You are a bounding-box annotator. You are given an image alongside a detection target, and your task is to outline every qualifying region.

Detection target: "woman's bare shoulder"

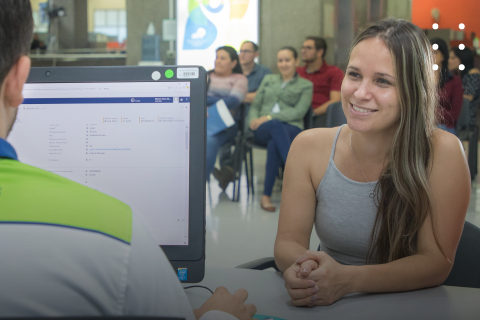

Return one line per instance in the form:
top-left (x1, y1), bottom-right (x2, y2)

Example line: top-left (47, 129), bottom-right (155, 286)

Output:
top-left (432, 129), bottom-right (464, 155)
top-left (292, 127), bottom-right (341, 150)
top-left (289, 127), bottom-right (342, 168)
top-left (431, 129), bottom-right (467, 172)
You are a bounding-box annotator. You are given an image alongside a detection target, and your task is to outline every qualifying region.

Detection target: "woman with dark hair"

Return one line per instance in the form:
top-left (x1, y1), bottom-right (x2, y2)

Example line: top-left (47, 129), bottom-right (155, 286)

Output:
top-left (206, 46), bottom-right (247, 178)
top-left (430, 38), bottom-right (463, 134)
top-left (248, 46), bottom-right (313, 211)
top-left (449, 47), bottom-right (480, 127)
top-left (275, 19), bottom-right (469, 307)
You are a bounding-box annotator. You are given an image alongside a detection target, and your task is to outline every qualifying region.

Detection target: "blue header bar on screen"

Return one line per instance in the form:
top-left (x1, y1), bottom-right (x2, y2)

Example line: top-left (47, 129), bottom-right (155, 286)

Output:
top-left (22, 97), bottom-right (178, 104)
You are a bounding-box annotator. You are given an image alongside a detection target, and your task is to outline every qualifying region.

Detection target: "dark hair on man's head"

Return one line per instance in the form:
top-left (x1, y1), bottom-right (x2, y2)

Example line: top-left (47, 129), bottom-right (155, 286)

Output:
top-left (216, 46), bottom-right (243, 74)
top-left (430, 38), bottom-right (449, 88)
top-left (305, 36), bottom-right (327, 58)
top-left (451, 46), bottom-right (475, 78)
top-left (242, 41), bottom-right (258, 52)
top-left (0, 0), bottom-right (34, 86)
top-left (279, 46), bottom-right (298, 60)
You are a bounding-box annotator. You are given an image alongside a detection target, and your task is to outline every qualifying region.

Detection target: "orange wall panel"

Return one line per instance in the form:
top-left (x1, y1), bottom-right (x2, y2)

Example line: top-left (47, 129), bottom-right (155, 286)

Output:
top-left (412, 0), bottom-right (480, 39)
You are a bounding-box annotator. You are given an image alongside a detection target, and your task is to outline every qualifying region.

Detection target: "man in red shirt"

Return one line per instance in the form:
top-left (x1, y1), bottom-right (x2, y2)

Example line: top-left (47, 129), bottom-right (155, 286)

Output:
top-left (297, 37), bottom-right (344, 128)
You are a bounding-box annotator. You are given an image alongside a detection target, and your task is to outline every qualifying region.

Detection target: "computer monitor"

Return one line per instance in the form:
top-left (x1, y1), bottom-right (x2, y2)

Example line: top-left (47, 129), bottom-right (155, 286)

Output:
top-left (7, 66), bottom-right (207, 283)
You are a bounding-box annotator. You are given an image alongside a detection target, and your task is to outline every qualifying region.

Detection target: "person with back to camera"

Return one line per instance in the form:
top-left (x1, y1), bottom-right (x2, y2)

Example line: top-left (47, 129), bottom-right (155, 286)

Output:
top-left (206, 46), bottom-right (248, 179)
top-left (0, 1), bottom-right (256, 319)
top-left (448, 46), bottom-right (480, 128)
top-left (274, 18), bottom-right (470, 307)
top-left (431, 38), bottom-right (463, 135)
top-left (248, 47), bottom-right (313, 212)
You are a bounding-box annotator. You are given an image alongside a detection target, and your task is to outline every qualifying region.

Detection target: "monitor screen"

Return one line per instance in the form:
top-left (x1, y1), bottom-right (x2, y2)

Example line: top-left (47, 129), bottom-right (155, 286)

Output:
top-left (8, 82), bottom-right (191, 246)
top-left (9, 66), bottom-right (207, 283)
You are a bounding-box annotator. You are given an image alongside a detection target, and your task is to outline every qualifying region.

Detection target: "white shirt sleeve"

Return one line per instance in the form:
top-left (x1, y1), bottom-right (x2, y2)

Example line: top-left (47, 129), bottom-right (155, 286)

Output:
top-left (123, 213), bottom-right (239, 320)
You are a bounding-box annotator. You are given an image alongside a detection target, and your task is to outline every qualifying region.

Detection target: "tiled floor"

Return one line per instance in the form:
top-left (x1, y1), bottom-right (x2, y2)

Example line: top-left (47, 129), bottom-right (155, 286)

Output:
top-left (205, 148), bottom-right (480, 269)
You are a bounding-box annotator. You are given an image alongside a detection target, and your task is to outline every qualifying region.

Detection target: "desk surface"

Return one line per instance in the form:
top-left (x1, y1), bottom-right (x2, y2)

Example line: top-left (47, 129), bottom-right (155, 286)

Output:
top-left (184, 267), bottom-right (480, 320)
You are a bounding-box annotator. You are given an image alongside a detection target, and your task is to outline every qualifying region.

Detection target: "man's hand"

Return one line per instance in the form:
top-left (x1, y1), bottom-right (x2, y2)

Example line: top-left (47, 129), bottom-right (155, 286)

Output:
top-left (296, 251), bottom-right (353, 306)
top-left (244, 92), bottom-right (257, 104)
top-left (313, 91), bottom-right (341, 116)
top-left (194, 287), bottom-right (257, 320)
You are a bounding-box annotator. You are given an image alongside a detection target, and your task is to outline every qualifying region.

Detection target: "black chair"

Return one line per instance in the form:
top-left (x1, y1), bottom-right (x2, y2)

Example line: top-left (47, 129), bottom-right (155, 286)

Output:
top-left (230, 104), bottom-right (251, 201)
top-left (443, 221), bottom-right (480, 289)
top-left (238, 221), bottom-right (480, 289)
top-left (325, 101), bottom-right (347, 128)
top-left (236, 244), bottom-right (321, 272)
top-left (208, 105), bottom-right (246, 203)
top-left (303, 107), bottom-right (314, 130)
top-left (232, 108), bottom-right (314, 201)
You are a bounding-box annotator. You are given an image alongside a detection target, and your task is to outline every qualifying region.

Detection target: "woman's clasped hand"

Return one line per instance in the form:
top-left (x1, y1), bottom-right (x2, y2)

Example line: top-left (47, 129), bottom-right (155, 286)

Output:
top-left (284, 251), bottom-right (352, 307)
top-left (249, 116), bottom-right (269, 131)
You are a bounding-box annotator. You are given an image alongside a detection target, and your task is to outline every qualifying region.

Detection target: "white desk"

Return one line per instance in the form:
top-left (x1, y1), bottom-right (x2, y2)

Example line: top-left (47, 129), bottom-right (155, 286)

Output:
top-left (185, 268), bottom-right (480, 320)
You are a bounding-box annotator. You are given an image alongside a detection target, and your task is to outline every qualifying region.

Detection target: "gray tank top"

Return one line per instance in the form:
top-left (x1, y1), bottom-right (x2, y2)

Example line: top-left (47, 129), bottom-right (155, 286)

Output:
top-left (315, 125), bottom-right (378, 265)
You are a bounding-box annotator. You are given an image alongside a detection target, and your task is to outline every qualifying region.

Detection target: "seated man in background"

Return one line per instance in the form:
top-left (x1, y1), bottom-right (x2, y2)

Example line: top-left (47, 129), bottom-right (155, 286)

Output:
top-left (297, 36), bottom-right (344, 128)
top-left (214, 41), bottom-right (271, 190)
top-left (0, 2), bottom-right (256, 319)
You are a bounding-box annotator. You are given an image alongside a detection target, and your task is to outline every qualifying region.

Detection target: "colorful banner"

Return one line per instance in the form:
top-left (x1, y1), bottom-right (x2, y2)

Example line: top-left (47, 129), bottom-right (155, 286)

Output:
top-left (177, 0), bottom-right (259, 70)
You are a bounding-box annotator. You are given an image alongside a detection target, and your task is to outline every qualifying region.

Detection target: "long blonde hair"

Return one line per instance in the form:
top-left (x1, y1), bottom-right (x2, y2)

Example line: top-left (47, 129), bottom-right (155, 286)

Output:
top-left (348, 19), bottom-right (439, 264)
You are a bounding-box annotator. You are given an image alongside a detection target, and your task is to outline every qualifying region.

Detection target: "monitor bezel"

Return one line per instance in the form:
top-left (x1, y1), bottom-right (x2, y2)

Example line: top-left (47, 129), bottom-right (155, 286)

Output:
top-left (25, 66), bottom-right (206, 276)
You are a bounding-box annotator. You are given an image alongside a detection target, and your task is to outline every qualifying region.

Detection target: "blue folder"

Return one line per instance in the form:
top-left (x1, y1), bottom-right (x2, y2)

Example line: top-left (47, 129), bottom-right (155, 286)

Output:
top-left (206, 99), bottom-right (235, 136)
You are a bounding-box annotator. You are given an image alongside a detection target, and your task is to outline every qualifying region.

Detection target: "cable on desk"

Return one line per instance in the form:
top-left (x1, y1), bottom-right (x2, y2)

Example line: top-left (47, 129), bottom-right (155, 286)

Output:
top-left (184, 285), bottom-right (214, 295)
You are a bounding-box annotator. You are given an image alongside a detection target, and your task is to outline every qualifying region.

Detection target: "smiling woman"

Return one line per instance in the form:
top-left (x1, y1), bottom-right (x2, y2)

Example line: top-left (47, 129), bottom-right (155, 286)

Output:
top-left (247, 47), bottom-right (313, 211)
top-left (274, 18), bottom-right (471, 307)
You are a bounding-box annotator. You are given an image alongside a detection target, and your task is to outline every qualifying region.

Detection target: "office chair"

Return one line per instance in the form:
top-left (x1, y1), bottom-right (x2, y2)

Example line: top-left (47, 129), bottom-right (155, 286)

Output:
top-left (236, 243), bottom-right (321, 272)
top-left (443, 221), bottom-right (480, 289)
top-left (232, 107), bottom-right (314, 201)
top-left (231, 104), bottom-right (250, 201)
top-left (325, 101), bottom-right (347, 128)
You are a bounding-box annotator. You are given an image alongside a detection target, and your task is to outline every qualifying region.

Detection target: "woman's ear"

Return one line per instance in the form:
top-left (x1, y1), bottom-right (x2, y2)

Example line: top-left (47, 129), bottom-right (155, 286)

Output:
top-left (232, 59), bottom-right (238, 69)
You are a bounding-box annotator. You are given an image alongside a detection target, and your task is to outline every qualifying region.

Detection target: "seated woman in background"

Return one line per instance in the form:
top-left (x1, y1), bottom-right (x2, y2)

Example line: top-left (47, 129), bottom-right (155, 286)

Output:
top-left (431, 38), bottom-right (463, 134)
top-left (206, 46), bottom-right (248, 178)
top-left (248, 47), bottom-right (313, 212)
top-left (449, 46), bottom-right (480, 127)
top-left (275, 19), bottom-right (470, 307)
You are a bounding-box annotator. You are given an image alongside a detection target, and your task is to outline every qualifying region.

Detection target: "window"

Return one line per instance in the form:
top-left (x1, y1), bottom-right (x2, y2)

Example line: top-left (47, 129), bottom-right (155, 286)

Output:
top-left (32, 1), bottom-right (49, 33)
top-left (93, 9), bottom-right (127, 42)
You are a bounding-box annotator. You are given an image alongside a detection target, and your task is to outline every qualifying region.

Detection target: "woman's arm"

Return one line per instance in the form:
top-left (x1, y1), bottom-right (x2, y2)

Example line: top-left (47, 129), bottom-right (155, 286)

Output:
top-left (224, 75), bottom-right (247, 110)
top-left (274, 130), bottom-right (324, 271)
top-left (247, 77), bottom-right (268, 126)
top-left (207, 96), bottom-right (221, 106)
top-left (271, 83), bottom-right (313, 123)
top-left (340, 132), bottom-right (469, 295)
